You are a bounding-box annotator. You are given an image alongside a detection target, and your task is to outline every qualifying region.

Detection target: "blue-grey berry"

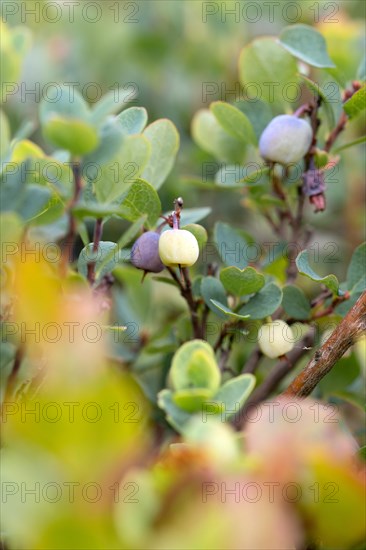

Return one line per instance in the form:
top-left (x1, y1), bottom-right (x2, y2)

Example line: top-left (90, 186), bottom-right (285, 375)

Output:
top-left (131, 231), bottom-right (164, 273)
top-left (259, 115), bottom-right (313, 165)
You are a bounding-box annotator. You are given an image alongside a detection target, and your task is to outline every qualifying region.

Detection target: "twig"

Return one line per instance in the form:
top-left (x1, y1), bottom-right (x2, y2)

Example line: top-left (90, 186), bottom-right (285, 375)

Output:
top-left (242, 347), bottom-right (263, 374)
top-left (213, 321), bottom-right (231, 352)
top-left (294, 103), bottom-right (312, 118)
top-left (269, 165), bottom-right (293, 239)
top-left (282, 291), bottom-right (366, 397)
top-left (87, 217), bottom-right (103, 284)
top-left (324, 111), bottom-right (348, 153)
top-left (200, 303), bottom-right (210, 339)
top-left (218, 332), bottom-right (235, 371)
top-left (324, 82), bottom-right (361, 153)
top-left (61, 161), bottom-right (82, 274)
top-left (310, 288), bottom-right (333, 308)
top-left (213, 319), bottom-right (246, 353)
top-left (263, 212), bottom-right (281, 234)
top-left (167, 266), bottom-right (202, 339)
top-left (286, 96), bottom-right (322, 280)
top-left (310, 291), bottom-right (348, 319)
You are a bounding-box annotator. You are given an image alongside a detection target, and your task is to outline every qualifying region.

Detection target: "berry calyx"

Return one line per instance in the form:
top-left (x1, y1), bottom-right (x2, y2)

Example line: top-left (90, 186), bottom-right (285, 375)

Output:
top-left (130, 231), bottom-right (164, 273)
top-left (259, 114), bottom-right (313, 165)
top-left (258, 320), bottom-right (294, 359)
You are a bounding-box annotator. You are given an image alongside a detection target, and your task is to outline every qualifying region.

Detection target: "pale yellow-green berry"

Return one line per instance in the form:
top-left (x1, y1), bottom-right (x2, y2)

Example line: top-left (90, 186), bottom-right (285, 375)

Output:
top-left (258, 320), bottom-right (294, 359)
top-left (159, 229), bottom-right (199, 267)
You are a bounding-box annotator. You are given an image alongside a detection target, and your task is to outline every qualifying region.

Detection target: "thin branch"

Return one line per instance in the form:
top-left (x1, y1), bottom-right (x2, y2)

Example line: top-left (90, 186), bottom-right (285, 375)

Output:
top-left (213, 321), bottom-right (231, 352)
top-left (324, 82), bottom-right (361, 153)
top-left (200, 303), bottom-right (210, 339)
top-left (242, 347), bottom-right (263, 374)
top-left (286, 98), bottom-right (321, 280)
top-left (218, 332), bottom-right (235, 371)
top-left (182, 267), bottom-right (203, 339)
top-left (167, 266), bottom-right (203, 339)
top-left (324, 111), bottom-right (348, 153)
top-left (282, 291), bottom-right (366, 397)
top-left (87, 217), bottom-right (103, 284)
top-left (310, 288), bottom-right (333, 307)
top-left (263, 211), bottom-right (281, 234)
top-left (269, 165), bottom-right (293, 239)
top-left (294, 103), bottom-right (313, 118)
top-left (61, 161), bottom-right (82, 274)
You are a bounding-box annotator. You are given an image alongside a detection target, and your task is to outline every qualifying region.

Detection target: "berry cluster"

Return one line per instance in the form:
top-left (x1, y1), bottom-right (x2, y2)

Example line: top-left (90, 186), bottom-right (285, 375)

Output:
top-left (131, 197), bottom-right (199, 275)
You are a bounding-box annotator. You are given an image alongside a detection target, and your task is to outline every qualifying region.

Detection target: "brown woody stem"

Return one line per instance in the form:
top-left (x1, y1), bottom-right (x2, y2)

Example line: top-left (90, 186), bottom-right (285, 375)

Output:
top-left (87, 217), bottom-right (103, 284)
top-left (282, 291), bottom-right (366, 397)
top-left (167, 266), bottom-right (203, 339)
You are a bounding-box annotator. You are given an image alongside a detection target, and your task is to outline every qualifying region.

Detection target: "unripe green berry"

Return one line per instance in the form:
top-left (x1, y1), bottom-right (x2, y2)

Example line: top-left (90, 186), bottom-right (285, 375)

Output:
top-left (259, 115), bottom-right (312, 165)
top-left (159, 228), bottom-right (199, 268)
top-left (258, 320), bottom-right (294, 359)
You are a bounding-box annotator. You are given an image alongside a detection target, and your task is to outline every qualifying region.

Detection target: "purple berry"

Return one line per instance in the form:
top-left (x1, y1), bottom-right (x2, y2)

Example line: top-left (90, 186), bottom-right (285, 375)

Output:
top-left (130, 231), bottom-right (164, 273)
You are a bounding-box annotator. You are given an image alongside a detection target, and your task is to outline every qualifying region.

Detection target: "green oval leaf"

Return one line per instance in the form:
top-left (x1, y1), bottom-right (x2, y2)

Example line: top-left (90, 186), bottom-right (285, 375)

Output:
top-left (94, 134), bottom-right (151, 203)
top-left (282, 284), bottom-right (311, 320)
top-left (296, 250), bottom-right (340, 295)
top-left (141, 119), bottom-right (180, 189)
top-left (77, 241), bottom-right (126, 282)
top-left (234, 99), bottom-right (272, 142)
top-left (157, 389), bottom-right (192, 433)
top-left (96, 216), bottom-right (147, 278)
top-left (212, 374), bottom-right (256, 419)
top-left (239, 283), bottom-right (283, 319)
top-left (209, 300), bottom-right (250, 321)
top-left (192, 109), bottom-right (245, 163)
top-left (346, 242), bottom-right (366, 293)
top-left (344, 87), bottom-right (366, 120)
top-left (90, 89), bottom-right (136, 124)
top-left (39, 85), bottom-right (90, 123)
top-left (82, 116), bottom-right (125, 168)
top-left (220, 266), bottom-right (265, 296)
top-left (72, 203), bottom-right (124, 220)
top-left (239, 37), bottom-right (297, 104)
top-left (210, 101), bottom-right (256, 145)
top-left (201, 276), bottom-right (228, 318)
top-left (118, 178), bottom-right (161, 228)
top-left (43, 117), bottom-right (99, 156)
top-left (170, 339), bottom-right (221, 392)
top-left (117, 107), bottom-right (148, 135)
top-left (172, 388), bottom-right (214, 413)
top-left (214, 222), bottom-right (248, 269)
top-left (279, 24), bottom-right (335, 68)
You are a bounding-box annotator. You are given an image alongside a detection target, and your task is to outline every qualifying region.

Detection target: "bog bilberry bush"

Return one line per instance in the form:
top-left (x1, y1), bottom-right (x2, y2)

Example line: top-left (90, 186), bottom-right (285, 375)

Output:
top-left (1, 18), bottom-right (365, 550)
